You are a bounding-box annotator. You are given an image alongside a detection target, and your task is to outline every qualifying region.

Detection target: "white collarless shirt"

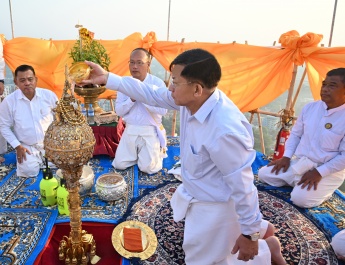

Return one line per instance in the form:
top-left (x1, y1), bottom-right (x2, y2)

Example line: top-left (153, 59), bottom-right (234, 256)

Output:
top-left (284, 101), bottom-right (345, 177)
top-left (115, 74), bottom-right (167, 126)
top-left (107, 74), bottom-right (262, 235)
top-left (0, 88), bottom-right (58, 148)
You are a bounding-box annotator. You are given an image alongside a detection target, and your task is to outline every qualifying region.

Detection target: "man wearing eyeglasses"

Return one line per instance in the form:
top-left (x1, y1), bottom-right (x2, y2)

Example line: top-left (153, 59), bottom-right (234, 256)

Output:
top-left (80, 49), bottom-right (287, 264)
top-left (113, 48), bottom-right (168, 174)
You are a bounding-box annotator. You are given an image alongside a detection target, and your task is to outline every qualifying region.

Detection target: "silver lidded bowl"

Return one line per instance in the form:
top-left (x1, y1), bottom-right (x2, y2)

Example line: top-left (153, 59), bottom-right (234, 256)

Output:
top-left (96, 173), bottom-right (127, 201)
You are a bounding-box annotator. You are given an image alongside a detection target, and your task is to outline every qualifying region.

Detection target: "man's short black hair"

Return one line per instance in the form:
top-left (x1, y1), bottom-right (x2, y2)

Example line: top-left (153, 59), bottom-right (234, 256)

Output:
top-left (327, 68), bottom-right (345, 85)
top-left (14, 65), bottom-right (36, 78)
top-left (169, 48), bottom-right (221, 89)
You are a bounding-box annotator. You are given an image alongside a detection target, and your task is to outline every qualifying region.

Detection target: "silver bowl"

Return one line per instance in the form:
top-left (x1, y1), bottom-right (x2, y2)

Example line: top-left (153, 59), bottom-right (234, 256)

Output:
top-left (96, 173), bottom-right (127, 201)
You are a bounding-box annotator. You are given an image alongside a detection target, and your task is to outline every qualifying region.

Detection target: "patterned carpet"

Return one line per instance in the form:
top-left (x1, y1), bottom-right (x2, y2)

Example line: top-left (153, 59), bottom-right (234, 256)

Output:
top-left (0, 138), bottom-right (180, 264)
top-left (1, 138), bottom-right (344, 265)
top-left (120, 151), bottom-right (345, 265)
top-left (0, 208), bottom-right (58, 265)
top-left (121, 182), bottom-right (344, 265)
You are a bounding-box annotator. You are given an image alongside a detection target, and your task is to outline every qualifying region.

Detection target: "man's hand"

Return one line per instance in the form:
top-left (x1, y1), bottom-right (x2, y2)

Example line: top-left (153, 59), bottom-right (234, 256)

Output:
top-left (78, 61), bottom-right (109, 86)
top-left (231, 235), bottom-right (259, 261)
top-left (267, 156), bottom-right (291, 174)
top-left (297, 168), bottom-right (322, 191)
top-left (15, 145), bottom-right (31, 164)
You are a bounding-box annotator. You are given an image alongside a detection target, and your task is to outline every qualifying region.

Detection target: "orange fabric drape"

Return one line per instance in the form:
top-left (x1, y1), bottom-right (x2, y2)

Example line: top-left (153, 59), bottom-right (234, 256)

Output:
top-left (3, 32), bottom-right (145, 99)
top-left (3, 30), bottom-right (345, 112)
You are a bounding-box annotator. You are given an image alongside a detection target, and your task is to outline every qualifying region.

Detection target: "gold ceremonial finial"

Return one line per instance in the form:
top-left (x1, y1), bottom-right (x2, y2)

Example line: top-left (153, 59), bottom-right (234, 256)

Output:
top-left (44, 62), bottom-right (96, 264)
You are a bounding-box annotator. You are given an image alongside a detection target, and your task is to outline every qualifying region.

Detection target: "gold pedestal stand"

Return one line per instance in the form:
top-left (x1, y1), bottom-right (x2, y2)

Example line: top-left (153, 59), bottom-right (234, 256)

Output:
top-left (44, 66), bottom-right (97, 264)
top-left (74, 86), bottom-right (106, 114)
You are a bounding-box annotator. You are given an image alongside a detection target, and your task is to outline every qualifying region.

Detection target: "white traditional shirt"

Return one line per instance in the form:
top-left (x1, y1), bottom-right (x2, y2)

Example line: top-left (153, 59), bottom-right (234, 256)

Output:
top-left (284, 101), bottom-right (345, 177)
top-left (107, 74), bottom-right (262, 235)
top-left (0, 88), bottom-right (58, 148)
top-left (115, 74), bottom-right (167, 125)
top-left (0, 40), bottom-right (4, 80)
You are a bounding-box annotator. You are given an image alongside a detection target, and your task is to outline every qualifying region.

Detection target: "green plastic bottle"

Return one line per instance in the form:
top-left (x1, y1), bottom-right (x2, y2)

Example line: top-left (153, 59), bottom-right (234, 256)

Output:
top-left (57, 178), bottom-right (70, 215)
top-left (39, 167), bottom-right (58, 206)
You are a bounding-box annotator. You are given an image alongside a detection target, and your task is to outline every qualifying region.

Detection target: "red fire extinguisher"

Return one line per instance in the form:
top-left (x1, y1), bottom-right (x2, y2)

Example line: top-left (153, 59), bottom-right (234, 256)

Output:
top-left (273, 119), bottom-right (292, 161)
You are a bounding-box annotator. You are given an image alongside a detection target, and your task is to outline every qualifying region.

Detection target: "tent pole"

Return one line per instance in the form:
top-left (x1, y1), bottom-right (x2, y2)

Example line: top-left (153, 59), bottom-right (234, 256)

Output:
top-left (282, 64), bottom-right (298, 125)
top-left (291, 68), bottom-right (307, 110)
top-left (167, 0), bottom-right (171, 41)
top-left (9, 0), bottom-right (15, 38)
top-left (328, 0), bottom-right (338, 47)
top-left (164, 0), bottom-right (172, 83)
top-left (249, 112), bottom-right (255, 124)
top-left (285, 64), bottom-right (298, 112)
top-left (250, 109), bottom-right (297, 120)
top-left (256, 112), bottom-right (265, 154)
top-left (170, 38), bottom-right (185, 137)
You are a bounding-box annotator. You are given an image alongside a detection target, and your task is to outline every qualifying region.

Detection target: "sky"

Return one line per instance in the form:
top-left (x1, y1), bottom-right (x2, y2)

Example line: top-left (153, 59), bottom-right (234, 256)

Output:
top-left (0, 0), bottom-right (344, 47)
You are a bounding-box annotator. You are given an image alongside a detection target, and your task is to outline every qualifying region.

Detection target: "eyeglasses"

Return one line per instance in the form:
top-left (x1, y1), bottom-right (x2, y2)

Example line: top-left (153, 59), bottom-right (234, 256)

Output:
top-left (128, 61), bottom-right (148, 66)
top-left (169, 80), bottom-right (193, 87)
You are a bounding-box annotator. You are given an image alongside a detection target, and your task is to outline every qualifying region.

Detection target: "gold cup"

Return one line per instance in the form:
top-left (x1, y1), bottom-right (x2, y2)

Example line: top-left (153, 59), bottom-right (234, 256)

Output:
top-left (69, 62), bottom-right (91, 83)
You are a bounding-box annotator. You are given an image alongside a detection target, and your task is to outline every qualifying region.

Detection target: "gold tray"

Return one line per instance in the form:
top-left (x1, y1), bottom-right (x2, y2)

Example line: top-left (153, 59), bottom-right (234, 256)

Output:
top-left (69, 62), bottom-right (91, 83)
top-left (111, 220), bottom-right (158, 260)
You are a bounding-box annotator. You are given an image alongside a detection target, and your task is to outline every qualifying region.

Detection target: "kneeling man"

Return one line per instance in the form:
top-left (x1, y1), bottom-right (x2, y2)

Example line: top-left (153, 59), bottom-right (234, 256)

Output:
top-left (259, 68), bottom-right (345, 208)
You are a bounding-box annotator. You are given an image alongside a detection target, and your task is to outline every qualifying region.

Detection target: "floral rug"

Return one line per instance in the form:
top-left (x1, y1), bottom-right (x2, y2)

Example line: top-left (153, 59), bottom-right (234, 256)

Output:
top-left (122, 181), bottom-right (343, 265)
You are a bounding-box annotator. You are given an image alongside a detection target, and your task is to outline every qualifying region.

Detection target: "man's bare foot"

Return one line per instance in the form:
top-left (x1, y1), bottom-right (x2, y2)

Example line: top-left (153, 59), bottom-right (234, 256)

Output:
top-left (0, 157), bottom-right (4, 163)
top-left (263, 222), bottom-right (275, 239)
top-left (265, 236), bottom-right (287, 265)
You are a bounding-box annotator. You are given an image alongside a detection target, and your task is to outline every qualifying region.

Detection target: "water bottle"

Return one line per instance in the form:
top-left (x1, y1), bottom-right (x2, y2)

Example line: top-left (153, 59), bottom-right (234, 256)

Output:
top-left (57, 178), bottom-right (70, 215)
top-left (40, 167), bottom-right (58, 206)
top-left (81, 103), bottom-right (87, 121)
top-left (87, 104), bottom-right (95, 125)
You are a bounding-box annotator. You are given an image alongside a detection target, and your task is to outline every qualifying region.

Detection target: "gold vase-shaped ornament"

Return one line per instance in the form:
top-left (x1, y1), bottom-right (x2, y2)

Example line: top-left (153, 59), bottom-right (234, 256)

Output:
top-left (44, 66), bottom-right (97, 264)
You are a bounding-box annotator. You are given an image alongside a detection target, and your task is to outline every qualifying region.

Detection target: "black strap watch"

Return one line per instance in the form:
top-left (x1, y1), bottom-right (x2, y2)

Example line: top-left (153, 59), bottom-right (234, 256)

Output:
top-left (242, 232), bottom-right (260, 241)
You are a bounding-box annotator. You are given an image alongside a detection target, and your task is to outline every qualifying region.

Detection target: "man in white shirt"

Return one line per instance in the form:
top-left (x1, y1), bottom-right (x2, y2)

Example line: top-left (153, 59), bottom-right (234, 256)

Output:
top-left (258, 68), bottom-right (345, 208)
top-left (80, 49), bottom-right (286, 264)
top-left (114, 48), bottom-right (167, 174)
top-left (0, 53), bottom-right (6, 163)
top-left (0, 64), bottom-right (58, 177)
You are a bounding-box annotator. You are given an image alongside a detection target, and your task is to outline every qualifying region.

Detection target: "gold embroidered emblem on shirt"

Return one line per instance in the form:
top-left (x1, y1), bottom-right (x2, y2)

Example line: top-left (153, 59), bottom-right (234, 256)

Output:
top-left (325, 123), bottom-right (332, 129)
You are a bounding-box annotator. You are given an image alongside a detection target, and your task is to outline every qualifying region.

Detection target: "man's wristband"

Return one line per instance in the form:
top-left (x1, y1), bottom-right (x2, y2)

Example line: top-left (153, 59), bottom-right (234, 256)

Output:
top-left (0, 80), bottom-right (4, 84)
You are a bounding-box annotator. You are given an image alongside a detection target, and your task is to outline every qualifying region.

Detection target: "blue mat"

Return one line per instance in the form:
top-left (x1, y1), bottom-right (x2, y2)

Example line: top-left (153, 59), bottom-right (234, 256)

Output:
top-left (0, 137), bottom-right (180, 264)
top-left (0, 208), bottom-right (58, 265)
top-left (0, 137), bottom-right (180, 222)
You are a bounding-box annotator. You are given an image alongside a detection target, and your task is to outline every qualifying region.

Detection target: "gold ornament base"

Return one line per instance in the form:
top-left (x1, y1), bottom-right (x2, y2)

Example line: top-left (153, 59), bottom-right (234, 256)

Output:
top-left (74, 86), bottom-right (106, 114)
top-left (58, 231), bottom-right (96, 265)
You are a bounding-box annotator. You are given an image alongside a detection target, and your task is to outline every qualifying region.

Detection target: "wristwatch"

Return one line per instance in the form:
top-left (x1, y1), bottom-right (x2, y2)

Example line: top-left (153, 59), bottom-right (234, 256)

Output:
top-left (242, 232), bottom-right (260, 241)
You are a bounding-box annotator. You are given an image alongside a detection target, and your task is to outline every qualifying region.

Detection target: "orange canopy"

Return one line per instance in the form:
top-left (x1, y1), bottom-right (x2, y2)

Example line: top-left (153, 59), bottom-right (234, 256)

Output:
top-left (2, 30), bottom-right (345, 112)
